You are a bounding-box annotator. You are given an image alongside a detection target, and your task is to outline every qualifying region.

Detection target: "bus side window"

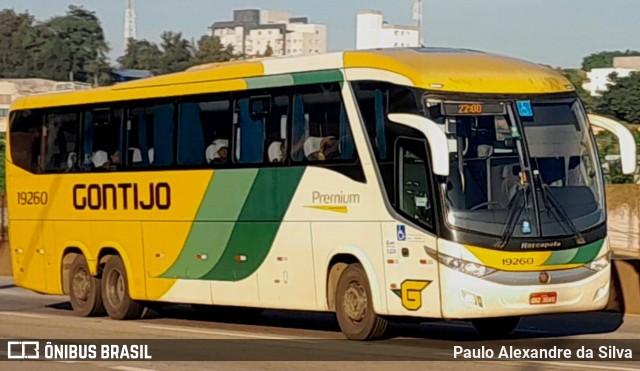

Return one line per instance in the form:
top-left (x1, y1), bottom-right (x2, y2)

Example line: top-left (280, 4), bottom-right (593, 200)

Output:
top-left (43, 112), bottom-right (80, 172)
top-left (178, 95), bottom-right (233, 167)
top-left (84, 108), bottom-right (123, 171)
top-left (397, 138), bottom-right (434, 229)
top-left (291, 83), bottom-right (355, 163)
top-left (235, 92), bottom-right (289, 165)
top-left (8, 110), bottom-right (44, 173)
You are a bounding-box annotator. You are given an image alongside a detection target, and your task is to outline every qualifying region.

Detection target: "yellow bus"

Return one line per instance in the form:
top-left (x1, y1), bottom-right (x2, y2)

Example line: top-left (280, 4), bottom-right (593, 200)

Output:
top-left (7, 48), bottom-right (636, 340)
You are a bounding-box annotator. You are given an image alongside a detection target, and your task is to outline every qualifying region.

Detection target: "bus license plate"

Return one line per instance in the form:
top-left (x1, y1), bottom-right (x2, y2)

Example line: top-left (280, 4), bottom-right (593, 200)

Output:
top-left (530, 292), bottom-right (557, 305)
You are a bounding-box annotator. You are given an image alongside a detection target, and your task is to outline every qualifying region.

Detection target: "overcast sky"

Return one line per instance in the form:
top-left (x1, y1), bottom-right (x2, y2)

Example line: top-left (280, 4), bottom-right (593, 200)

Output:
top-left (4, 0), bottom-right (639, 68)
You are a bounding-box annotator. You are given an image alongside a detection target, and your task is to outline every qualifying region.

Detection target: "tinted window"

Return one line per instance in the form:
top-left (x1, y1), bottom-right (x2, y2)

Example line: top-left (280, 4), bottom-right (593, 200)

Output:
top-left (178, 96), bottom-right (233, 166)
top-left (291, 83), bottom-right (356, 163)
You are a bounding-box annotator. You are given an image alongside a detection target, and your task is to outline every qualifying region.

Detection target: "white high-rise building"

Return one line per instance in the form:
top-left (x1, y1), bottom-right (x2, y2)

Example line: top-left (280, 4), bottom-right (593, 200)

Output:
top-left (208, 9), bottom-right (327, 58)
top-left (356, 10), bottom-right (420, 50)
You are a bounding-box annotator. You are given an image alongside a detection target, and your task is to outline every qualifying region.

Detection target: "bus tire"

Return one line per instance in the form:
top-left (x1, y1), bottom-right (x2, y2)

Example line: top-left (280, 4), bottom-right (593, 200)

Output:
top-left (471, 316), bottom-right (520, 337)
top-left (101, 256), bottom-right (144, 320)
top-left (335, 263), bottom-right (387, 340)
top-left (68, 255), bottom-right (105, 317)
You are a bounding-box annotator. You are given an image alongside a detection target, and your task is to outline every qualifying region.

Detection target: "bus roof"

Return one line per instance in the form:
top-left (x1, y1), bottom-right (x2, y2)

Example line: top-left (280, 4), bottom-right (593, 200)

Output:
top-left (12, 47), bottom-right (573, 111)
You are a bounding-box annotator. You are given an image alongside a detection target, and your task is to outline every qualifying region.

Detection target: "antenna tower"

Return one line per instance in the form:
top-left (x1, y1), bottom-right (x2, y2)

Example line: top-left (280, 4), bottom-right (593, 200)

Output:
top-left (124, 0), bottom-right (137, 49)
top-left (412, 0), bottom-right (424, 46)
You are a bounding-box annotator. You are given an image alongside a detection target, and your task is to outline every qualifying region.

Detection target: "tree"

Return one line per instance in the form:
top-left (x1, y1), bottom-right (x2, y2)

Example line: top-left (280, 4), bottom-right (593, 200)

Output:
top-left (192, 35), bottom-right (235, 65)
top-left (158, 31), bottom-right (193, 74)
top-left (560, 68), bottom-right (595, 111)
top-left (582, 50), bottom-right (640, 71)
top-left (0, 9), bottom-right (36, 78)
top-left (118, 38), bottom-right (163, 74)
top-left (42, 5), bottom-right (112, 85)
top-left (595, 72), bottom-right (640, 124)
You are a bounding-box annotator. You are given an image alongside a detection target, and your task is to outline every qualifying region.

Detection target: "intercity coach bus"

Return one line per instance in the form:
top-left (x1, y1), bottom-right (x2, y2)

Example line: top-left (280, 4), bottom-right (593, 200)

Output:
top-left (6, 48), bottom-right (637, 340)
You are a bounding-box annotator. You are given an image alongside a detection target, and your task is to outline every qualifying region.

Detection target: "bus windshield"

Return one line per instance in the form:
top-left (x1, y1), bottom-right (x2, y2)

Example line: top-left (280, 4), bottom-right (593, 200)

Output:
top-left (425, 97), bottom-right (604, 240)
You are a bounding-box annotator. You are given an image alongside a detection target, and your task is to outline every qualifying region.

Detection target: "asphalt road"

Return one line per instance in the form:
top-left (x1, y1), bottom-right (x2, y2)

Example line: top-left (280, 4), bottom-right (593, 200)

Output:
top-left (0, 276), bottom-right (639, 371)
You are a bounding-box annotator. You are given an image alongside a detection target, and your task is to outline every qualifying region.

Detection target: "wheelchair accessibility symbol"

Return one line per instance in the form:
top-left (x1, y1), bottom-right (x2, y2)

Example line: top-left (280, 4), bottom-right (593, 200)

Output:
top-left (397, 225), bottom-right (406, 241)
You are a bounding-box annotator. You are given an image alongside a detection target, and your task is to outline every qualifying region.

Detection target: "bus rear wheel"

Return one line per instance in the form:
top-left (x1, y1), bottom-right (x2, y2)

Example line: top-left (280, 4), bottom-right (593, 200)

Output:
top-left (335, 263), bottom-right (387, 340)
top-left (471, 316), bottom-right (520, 338)
top-left (101, 256), bottom-right (144, 320)
top-left (68, 255), bottom-right (105, 317)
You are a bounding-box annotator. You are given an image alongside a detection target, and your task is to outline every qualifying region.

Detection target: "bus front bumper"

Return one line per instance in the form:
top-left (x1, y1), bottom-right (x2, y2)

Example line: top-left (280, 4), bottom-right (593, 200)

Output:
top-left (439, 265), bottom-right (610, 319)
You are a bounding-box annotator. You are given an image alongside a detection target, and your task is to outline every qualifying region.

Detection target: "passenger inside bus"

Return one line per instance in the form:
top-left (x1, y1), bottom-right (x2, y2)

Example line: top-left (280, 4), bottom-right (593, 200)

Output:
top-left (267, 140), bottom-right (284, 162)
top-left (205, 139), bottom-right (229, 164)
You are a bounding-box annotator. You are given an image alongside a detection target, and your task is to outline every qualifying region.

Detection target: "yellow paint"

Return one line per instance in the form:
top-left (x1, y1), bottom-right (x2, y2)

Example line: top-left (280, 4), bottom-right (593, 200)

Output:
top-left (344, 49), bottom-right (573, 94)
top-left (6, 163), bottom-right (213, 299)
top-left (400, 280), bottom-right (431, 311)
top-left (304, 205), bottom-right (349, 214)
top-left (13, 62), bottom-right (263, 110)
top-left (466, 245), bottom-right (582, 272)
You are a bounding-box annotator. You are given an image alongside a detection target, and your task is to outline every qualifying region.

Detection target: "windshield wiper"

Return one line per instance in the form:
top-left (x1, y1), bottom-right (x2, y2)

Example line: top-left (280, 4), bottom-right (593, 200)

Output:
top-left (497, 186), bottom-right (526, 249)
top-left (539, 183), bottom-right (586, 245)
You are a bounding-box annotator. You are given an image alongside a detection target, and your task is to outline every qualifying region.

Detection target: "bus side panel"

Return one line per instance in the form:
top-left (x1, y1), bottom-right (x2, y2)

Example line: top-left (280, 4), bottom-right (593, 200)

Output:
top-left (90, 221), bottom-right (146, 300)
top-left (380, 222), bottom-right (441, 318)
top-left (257, 221), bottom-right (317, 310)
top-left (143, 221), bottom-right (208, 303)
top-left (42, 221), bottom-right (63, 294)
top-left (10, 221), bottom-right (47, 293)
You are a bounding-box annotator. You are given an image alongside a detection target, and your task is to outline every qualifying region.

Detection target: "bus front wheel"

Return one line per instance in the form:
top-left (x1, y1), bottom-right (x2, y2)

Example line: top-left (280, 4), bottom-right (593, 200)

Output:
top-left (101, 256), bottom-right (144, 320)
top-left (335, 263), bottom-right (387, 340)
top-left (68, 255), bottom-right (105, 317)
top-left (471, 316), bottom-right (520, 338)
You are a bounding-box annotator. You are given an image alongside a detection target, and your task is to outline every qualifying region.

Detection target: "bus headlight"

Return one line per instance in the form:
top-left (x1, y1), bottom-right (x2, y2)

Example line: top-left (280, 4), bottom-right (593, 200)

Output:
top-left (427, 250), bottom-right (496, 278)
top-left (585, 253), bottom-right (610, 272)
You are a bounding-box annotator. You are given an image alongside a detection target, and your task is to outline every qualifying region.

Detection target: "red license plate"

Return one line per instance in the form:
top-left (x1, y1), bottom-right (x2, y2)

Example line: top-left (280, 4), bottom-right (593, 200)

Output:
top-left (530, 292), bottom-right (557, 305)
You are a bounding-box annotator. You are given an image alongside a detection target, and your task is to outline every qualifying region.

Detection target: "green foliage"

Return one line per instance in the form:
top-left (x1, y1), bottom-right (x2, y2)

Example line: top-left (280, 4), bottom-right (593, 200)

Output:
top-left (0, 6), bottom-right (111, 85)
top-left (118, 38), bottom-right (163, 74)
top-left (192, 35), bottom-right (235, 65)
top-left (560, 68), bottom-right (596, 111)
top-left (582, 50), bottom-right (640, 71)
top-left (158, 31), bottom-right (194, 74)
top-left (595, 72), bottom-right (640, 124)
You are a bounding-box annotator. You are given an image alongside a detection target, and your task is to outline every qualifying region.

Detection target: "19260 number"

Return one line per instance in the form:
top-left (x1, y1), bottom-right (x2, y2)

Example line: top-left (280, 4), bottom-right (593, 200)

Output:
top-left (17, 191), bottom-right (49, 206)
top-left (502, 257), bottom-right (534, 266)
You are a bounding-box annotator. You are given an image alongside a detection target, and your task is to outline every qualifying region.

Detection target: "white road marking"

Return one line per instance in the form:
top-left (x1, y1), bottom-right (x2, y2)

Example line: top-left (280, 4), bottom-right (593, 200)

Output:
top-left (141, 324), bottom-right (315, 342)
top-left (110, 367), bottom-right (159, 371)
top-left (0, 311), bottom-right (49, 319)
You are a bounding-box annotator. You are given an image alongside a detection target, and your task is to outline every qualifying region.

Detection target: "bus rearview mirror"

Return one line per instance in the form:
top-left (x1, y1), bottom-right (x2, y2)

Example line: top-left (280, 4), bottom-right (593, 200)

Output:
top-left (388, 113), bottom-right (450, 176)
top-left (588, 114), bottom-right (637, 175)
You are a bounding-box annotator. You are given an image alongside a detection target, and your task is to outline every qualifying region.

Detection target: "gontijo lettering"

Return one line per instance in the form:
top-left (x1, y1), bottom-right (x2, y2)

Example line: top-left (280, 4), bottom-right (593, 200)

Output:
top-left (73, 183), bottom-right (171, 210)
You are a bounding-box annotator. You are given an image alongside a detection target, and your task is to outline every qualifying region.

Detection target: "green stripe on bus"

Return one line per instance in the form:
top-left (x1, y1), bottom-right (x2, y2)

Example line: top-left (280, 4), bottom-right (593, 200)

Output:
top-left (201, 167), bottom-right (305, 281)
top-left (292, 70), bottom-right (343, 85)
top-left (159, 170), bottom-right (259, 279)
top-left (567, 239), bottom-right (604, 264)
top-left (246, 75), bottom-right (295, 89)
top-left (542, 248), bottom-right (578, 266)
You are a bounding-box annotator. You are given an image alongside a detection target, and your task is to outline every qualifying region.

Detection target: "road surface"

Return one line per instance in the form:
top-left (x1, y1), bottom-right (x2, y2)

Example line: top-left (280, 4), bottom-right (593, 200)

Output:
top-left (0, 277), bottom-right (639, 370)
